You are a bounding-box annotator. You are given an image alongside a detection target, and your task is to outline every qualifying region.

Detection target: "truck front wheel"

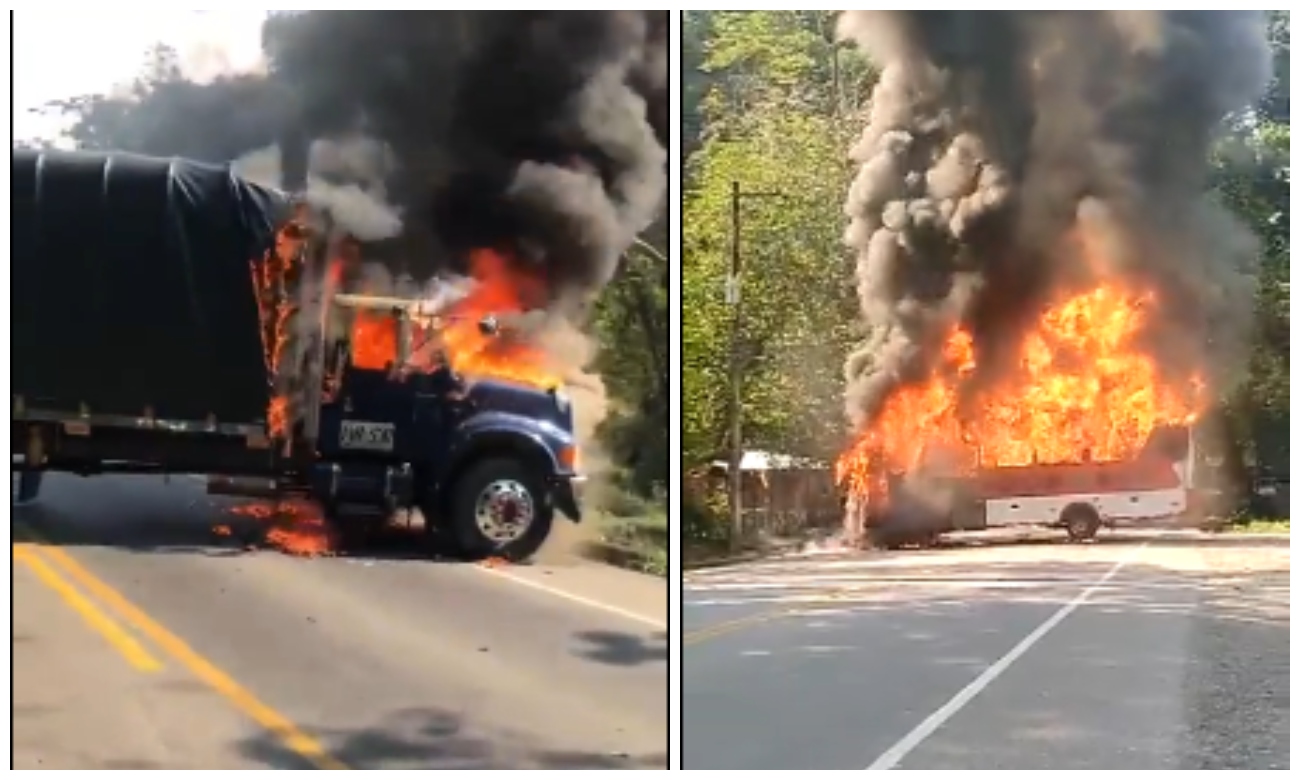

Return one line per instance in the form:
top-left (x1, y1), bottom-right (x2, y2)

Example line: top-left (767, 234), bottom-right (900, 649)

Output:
top-left (447, 457), bottom-right (553, 562)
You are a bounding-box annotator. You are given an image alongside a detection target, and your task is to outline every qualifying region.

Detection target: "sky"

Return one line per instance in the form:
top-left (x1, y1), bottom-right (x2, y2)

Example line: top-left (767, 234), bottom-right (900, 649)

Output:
top-left (14, 10), bottom-right (271, 144)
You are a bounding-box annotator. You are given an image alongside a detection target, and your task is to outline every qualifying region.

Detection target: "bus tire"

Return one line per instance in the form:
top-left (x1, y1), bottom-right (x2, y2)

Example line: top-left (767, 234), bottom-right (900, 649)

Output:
top-left (1061, 503), bottom-right (1102, 543)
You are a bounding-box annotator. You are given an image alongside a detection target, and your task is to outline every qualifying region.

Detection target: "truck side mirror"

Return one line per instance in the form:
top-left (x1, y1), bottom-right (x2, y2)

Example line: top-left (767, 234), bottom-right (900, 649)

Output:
top-left (478, 315), bottom-right (499, 337)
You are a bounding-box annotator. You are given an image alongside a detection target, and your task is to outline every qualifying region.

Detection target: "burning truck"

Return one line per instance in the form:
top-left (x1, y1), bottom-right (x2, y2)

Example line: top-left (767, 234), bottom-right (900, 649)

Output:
top-left (12, 148), bottom-right (582, 561)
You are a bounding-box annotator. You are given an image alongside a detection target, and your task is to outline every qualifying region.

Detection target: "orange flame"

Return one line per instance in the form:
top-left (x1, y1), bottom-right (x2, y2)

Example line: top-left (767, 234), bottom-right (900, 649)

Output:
top-left (350, 314), bottom-right (399, 371)
top-left (225, 502), bottom-right (336, 557)
top-left (249, 210), bottom-right (309, 439)
top-left (837, 254), bottom-right (1204, 506)
top-left (346, 248), bottom-right (560, 388)
top-left (439, 248), bottom-right (557, 387)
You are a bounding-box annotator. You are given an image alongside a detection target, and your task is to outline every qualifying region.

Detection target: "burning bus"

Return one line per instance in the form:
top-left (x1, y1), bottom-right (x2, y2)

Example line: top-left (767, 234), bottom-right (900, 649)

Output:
top-left (831, 12), bottom-right (1267, 551)
top-left (844, 424), bottom-right (1206, 548)
top-left (836, 275), bottom-right (1213, 549)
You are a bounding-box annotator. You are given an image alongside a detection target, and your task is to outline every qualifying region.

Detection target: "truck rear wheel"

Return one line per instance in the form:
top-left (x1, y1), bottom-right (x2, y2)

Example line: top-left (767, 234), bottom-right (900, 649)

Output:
top-left (447, 458), bottom-right (553, 562)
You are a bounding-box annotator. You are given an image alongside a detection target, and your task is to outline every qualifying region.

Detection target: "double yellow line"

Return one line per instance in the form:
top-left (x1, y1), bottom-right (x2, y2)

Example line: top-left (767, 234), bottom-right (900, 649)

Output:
top-left (684, 606), bottom-right (802, 646)
top-left (684, 589), bottom-right (867, 645)
top-left (13, 541), bottom-right (349, 771)
top-left (14, 545), bottom-right (163, 672)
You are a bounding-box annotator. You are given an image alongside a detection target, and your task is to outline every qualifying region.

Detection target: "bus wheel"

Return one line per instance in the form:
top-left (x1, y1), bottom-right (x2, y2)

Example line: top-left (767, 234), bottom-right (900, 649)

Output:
top-left (1061, 504), bottom-right (1102, 543)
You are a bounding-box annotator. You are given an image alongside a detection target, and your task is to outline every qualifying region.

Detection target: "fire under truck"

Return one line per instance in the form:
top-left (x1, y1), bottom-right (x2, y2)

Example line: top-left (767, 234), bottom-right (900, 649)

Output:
top-left (11, 148), bottom-right (583, 562)
top-left (861, 424), bottom-right (1205, 548)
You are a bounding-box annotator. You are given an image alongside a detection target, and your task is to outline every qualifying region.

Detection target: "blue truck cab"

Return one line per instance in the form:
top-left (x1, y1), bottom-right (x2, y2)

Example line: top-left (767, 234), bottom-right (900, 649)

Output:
top-left (308, 294), bottom-right (583, 561)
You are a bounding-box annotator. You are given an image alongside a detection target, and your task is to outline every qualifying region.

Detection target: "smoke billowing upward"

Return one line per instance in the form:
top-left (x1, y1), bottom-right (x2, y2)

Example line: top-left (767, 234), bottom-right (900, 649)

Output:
top-left (264, 11), bottom-right (668, 313)
top-left (836, 11), bottom-right (1272, 432)
top-left (432, 11), bottom-right (668, 312)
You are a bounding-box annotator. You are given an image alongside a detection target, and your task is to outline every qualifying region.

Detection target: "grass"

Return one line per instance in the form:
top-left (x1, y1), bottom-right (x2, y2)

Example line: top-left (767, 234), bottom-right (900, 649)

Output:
top-left (586, 509), bottom-right (668, 577)
top-left (1227, 517), bottom-right (1290, 534)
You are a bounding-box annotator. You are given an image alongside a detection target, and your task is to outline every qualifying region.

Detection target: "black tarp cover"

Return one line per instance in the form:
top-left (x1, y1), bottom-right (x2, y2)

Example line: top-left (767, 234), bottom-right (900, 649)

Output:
top-left (12, 149), bottom-right (291, 424)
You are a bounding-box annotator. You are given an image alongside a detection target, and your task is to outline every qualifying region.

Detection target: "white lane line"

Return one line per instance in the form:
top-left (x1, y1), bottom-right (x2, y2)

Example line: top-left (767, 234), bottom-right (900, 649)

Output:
top-left (474, 565), bottom-right (666, 631)
top-left (864, 542), bottom-right (1149, 771)
top-left (181, 472), bottom-right (667, 629)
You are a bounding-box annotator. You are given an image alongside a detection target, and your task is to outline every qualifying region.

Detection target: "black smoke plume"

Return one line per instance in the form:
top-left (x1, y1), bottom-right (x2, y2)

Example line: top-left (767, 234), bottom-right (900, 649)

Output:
top-left (264, 11), bottom-right (668, 311)
top-left (836, 11), bottom-right (1272, 431)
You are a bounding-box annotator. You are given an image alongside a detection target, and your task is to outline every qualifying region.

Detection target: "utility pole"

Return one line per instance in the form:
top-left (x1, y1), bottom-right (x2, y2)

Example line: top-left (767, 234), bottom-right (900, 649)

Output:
top-left (726, 181), bottom-right (785, 553)
top-left (727, 181), bottom-right (743, 553)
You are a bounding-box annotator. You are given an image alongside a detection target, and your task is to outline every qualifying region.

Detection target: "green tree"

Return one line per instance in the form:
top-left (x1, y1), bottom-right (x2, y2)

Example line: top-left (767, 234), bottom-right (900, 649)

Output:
top-left (36, 44), bottom-right (285, 160)
top-left (1212, 117), bottom-right (1290, 481)
top-left (682, 12), bottom-right (870, 470)
top-left (593, 233), bottom-right (670, 496)
top-left (682, 11), bottom-right (715, 159)
top-left (1260, 11), bottom-right (1289, 125)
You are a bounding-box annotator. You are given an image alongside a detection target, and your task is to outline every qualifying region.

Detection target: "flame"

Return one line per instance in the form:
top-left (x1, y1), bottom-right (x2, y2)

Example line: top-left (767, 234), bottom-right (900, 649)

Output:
top-left (345, 248), bottom-right (560, 388)
top-left (249, 210), bottom-right (309, 439)
top-left (250, 219), bottom-right (563, 437)
top-left (438, 249), bottom-right (558, 387)
top-left (350, 314), bottom-right (399, 371)
top-left (837, 263), bottom-right (1204, 507)
top-left (224, 502), bottom-right (337, 557)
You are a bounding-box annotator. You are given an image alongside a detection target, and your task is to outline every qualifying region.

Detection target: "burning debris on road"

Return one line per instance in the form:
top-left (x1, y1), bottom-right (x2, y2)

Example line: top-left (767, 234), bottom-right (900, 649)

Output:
top-left (833, 11), bottom-right (1272, 540)
top-left (223, 502), bottom-right (337, 558)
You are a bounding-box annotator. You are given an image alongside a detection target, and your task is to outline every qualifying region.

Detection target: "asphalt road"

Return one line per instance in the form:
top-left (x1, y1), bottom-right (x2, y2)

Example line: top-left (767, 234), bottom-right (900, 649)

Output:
top-left (13, 473), bottom-right (669, 770)
top-left (682, 531), bottom-right (1289, 771)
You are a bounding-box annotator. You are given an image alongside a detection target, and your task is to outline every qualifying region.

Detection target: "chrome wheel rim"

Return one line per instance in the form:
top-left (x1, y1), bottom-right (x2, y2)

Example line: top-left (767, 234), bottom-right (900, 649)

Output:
top-left (474, 479), bottom-right (535, 543)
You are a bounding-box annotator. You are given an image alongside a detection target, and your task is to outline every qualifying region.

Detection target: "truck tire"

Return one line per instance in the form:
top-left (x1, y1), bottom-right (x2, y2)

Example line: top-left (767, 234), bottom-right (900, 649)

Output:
top-left (447, 457), bottom-right (553, 562)
top-left (1061, 503), bottom-right (1102, 543)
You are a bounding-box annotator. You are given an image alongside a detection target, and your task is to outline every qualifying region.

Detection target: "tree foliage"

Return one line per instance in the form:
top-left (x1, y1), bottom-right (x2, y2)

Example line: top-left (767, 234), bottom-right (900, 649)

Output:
top-left (1212, 113), bottom-right (1290, 475)
top-left (682, 11), bottom-right (873, 470)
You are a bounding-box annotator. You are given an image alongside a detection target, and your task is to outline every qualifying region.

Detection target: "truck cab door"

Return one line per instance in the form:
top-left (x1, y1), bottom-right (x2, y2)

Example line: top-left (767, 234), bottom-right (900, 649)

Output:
top-left (410, 366), bottom-right (462, 470)
top-left (321, 367), bottom-right (414, 459)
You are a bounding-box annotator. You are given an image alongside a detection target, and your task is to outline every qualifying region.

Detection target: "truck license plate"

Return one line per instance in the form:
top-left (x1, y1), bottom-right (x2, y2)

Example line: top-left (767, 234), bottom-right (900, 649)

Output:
top-left (339, 420), bottom-right (396, 452)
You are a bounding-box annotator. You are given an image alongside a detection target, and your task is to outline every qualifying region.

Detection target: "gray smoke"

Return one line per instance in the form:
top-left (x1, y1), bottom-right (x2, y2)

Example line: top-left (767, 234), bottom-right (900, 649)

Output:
top-left (234, 140), bottom-right (404, 242)
top-left (265, 11), bottom-right (668, 313)
top-left (837, 11), bottom-right (1272, 431)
